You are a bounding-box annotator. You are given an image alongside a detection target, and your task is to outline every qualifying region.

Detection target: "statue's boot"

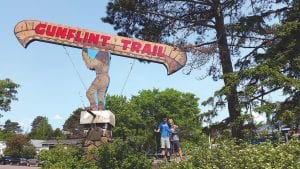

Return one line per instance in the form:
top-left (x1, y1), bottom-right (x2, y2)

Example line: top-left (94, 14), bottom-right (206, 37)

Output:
top-left (98, 102), bottom-right (104, 111)
top-left (89, 103), bottom-right (97, 111)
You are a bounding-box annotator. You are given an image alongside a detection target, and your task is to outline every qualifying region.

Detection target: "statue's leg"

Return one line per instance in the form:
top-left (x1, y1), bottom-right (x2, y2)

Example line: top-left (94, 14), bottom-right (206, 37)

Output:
top-left (97, 89), bottom-right (108, 110)
top-left (97, 75), bottom-right (109, 110)
top-left (86, 79), bottom-right (98, 110)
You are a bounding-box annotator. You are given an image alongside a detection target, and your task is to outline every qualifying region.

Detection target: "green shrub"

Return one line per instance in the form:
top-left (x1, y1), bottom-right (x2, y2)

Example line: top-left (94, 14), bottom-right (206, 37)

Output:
top-left (38, 140), bottom-right (151, 169)
top-left (38, 145), bottom-right (96, 169)
top-left (163, 139), bottom-right (300, 169)
top-left (94, 139), bottom-right (151, 169)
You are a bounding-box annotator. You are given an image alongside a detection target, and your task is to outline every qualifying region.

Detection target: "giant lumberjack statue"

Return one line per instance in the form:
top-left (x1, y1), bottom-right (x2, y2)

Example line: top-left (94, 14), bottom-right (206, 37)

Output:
top-left (82, 49), bottom-right (110, 111)
top-left (15, 20), bottom-right (187, 110)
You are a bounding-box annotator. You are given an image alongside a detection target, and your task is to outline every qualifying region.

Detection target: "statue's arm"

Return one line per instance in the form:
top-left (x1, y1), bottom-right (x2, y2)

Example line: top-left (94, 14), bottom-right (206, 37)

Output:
top-left (82, 49), bottom-right (96, 69)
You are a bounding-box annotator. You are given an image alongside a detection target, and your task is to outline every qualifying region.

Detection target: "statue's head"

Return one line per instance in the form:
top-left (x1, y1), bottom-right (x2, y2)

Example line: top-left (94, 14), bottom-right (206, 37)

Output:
top-left (96, 51), bottom-right (110, 64)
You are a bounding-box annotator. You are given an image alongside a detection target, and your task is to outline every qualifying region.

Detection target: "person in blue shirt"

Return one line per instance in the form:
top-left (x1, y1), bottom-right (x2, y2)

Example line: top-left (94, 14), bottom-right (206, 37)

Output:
top-left (154, 115), bottom-right (171, 161)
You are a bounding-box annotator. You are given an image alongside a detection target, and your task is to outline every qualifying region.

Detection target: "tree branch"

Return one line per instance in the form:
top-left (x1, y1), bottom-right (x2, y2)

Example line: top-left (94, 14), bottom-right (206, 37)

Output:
top-left (249, 87), bottom-right (281, 102)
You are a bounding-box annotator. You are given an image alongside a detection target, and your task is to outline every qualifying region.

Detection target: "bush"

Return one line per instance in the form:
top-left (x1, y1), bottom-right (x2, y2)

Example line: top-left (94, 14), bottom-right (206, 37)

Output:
top-left (163, 139), bottom-right (300, 169)
top-left (21, 144), bottom-right (36, 159)
top-left (4, 134), bottom-right (36, 158)
top-left (38, 140), bottom-right (151, 169)
top-left (94, 139), bottom-right (151, 169)
top-left (38, 145), bottom-right (96, 169)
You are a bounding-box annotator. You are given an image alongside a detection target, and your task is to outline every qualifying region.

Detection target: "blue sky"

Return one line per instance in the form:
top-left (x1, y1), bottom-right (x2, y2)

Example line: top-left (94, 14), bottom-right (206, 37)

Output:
top-left (1, 0), bottom-right (266, 132)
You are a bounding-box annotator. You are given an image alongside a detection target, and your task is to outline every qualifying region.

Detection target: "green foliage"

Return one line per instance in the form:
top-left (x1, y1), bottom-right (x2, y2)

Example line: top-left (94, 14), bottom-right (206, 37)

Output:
top-left (233, 0), bottom-right (300, 128)
top-left (30, 116), bottom-right (47, 131)
top-left (0, 78), bottom-right (19, 112)
top-left (21, 143), bottom-right (36, 159)
top-left (28, 117), bottom-right (53, 140)
top-left (94, 139), bottom-right (151, 169)
top-left (52, 128), bottom-right (65, 140)
top-left (0, 130), bottom-right (16, 141)
top-left (163, 139), bottom-right (300, 169)
top-left (0, 120), bottom-right (23, 147)
top-left (38, 145), bottom-right (94, 169)
top-left (106, 88), bottom-right (200, 152)
top-left (3, 119), bottom-right (22, 133)
top-left (4, 134), bottom-right (36, 158)
top-left (28, 116), bottom-right (66, 140)
top-left (38, 140), bottom-right (151, 169)
top-left (105, 95), bottom-right (129, 139)
top-left (63, 108), bottom-right (85, 139)
top-left (106, 95), bottom-right (127, 113)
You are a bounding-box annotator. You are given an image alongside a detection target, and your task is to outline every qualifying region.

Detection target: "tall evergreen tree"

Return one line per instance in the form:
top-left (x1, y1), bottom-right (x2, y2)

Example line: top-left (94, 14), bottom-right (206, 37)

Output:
top-left (29, 116), bottom-right (53, 139)
top-left (235, 0), bottom-right (300, 128)
top-left (3, 119), bottom-right (22, 134)
top-left (30, 116), bottom-right (46, 132)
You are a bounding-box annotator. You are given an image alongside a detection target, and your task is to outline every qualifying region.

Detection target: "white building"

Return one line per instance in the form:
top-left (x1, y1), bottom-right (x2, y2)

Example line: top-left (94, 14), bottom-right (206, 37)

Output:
top-left (0, 141), bottom-right (6, 156)
top-left (30, 140), bottom-right (47, 154)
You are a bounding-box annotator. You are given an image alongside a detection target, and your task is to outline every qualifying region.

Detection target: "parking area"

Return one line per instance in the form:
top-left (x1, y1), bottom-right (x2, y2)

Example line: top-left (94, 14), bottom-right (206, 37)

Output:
top-left (0, 165), bottom-right (40, 169)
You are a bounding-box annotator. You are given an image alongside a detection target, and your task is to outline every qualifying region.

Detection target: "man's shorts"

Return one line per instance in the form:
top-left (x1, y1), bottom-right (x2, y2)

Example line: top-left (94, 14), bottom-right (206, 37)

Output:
top-left (161, 137), bottom-right (170, 149)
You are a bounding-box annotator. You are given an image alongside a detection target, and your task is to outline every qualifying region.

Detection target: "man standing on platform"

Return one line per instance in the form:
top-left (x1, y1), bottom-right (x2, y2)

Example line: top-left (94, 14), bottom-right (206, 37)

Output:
top-left (154, 115), bottom-right (171, 162)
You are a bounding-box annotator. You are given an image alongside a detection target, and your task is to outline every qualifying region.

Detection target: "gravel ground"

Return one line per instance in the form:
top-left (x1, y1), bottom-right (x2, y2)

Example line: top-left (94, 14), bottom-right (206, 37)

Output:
top-left (0, 165), bottom-right (40, 169)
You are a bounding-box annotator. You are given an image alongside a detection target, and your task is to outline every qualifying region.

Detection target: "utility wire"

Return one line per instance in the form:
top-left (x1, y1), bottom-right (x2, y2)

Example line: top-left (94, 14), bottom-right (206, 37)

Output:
top-left (62, 46), bottom-right (87, 91)
top-left (78, 91), bottom-right (87, 108)
top-left (120, 59), bottom-right (136, 96)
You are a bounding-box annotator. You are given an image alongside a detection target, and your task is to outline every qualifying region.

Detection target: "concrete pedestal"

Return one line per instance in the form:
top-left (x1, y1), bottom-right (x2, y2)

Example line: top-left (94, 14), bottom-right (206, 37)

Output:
top-left (80, 110), bottom-right (115, 150)
top-left (80, 110), bottom-right (115, 127)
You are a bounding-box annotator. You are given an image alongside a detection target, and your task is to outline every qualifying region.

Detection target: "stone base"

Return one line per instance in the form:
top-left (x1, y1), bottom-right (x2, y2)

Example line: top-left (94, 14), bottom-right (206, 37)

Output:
top-left (83, 137), bottom-right (110, 151)
top-left (82, 137), bottom-right (112, 161)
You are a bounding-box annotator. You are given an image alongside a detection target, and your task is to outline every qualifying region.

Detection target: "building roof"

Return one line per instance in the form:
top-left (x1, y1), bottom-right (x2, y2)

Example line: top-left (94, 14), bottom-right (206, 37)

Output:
top-left (41, 139), bottom-right (83, 145)
top-left (30, 139), bottom-right (45, 148)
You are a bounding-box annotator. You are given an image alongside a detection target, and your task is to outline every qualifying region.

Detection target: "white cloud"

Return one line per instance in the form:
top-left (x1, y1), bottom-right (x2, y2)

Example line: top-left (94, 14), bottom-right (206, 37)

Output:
top-left (53, 114), bottom-right (63, 120)
top-left (19, 121), bottom-right (31, 133)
